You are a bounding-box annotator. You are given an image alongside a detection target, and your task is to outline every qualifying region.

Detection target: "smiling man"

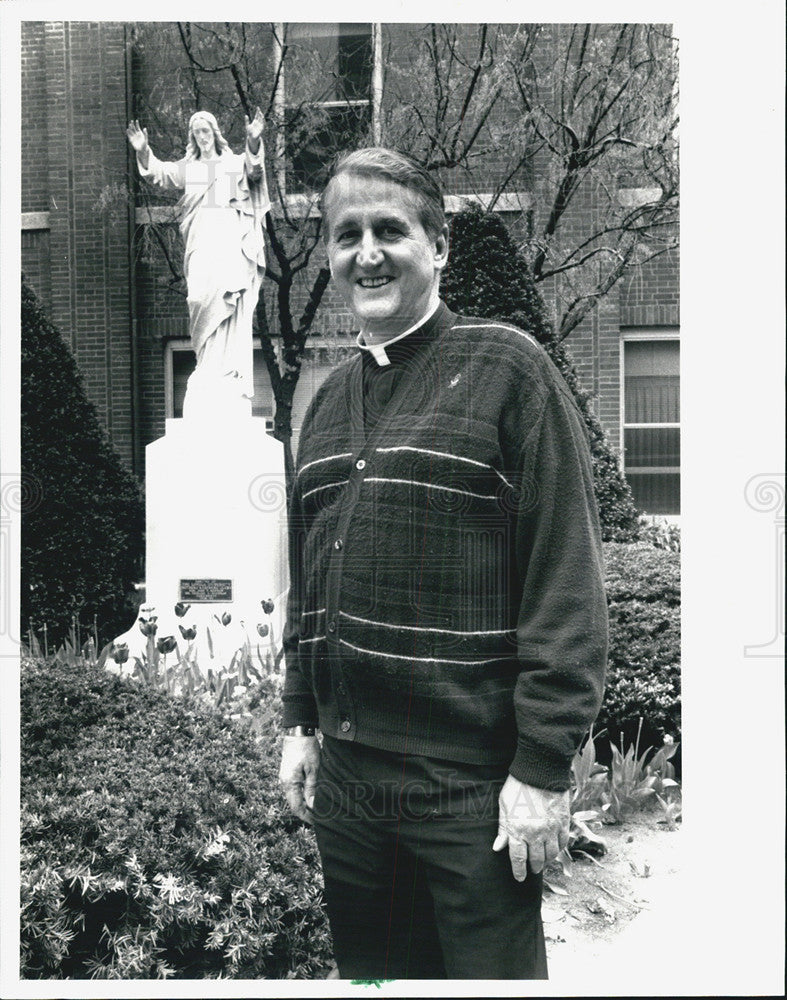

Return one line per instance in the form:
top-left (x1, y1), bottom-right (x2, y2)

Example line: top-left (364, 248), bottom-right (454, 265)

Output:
top-left (278, 148), bottom-right (608, 980)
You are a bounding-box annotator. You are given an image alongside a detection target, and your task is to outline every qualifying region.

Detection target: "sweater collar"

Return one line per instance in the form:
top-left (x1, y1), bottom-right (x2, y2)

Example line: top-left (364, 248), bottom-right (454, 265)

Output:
top-left (356, 301), bottom-right (445, 367)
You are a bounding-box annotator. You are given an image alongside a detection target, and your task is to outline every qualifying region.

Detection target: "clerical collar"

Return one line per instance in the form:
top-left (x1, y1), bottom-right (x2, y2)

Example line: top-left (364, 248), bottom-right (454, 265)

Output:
top-left (356, 301), bottom-right (442, 367)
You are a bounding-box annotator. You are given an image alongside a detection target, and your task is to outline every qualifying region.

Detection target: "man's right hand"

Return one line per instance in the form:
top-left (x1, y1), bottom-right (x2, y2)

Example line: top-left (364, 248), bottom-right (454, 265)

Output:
top-left (279, 735), bottom-right (321, 824)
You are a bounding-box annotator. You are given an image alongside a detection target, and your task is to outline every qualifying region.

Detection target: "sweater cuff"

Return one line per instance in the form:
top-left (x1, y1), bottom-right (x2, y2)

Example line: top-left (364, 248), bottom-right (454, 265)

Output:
top-left (509, 739), bottom-right (573, 791)
top-left (280, 698), bottom-right (319, 730)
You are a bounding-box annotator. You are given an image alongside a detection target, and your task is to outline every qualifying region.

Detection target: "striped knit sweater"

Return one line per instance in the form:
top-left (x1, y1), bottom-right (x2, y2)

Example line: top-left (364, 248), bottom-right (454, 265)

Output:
top-left (282, 303), bottom-right (608, 790)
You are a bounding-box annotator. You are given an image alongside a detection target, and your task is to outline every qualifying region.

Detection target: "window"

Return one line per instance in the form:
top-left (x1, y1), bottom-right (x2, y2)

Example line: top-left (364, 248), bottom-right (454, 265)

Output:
top-left (165, 341), bottom-right (274, 421)
top-left (281, 23), bottom-right (374, 193)
top-left (622, 335), bottom-right (680, 515)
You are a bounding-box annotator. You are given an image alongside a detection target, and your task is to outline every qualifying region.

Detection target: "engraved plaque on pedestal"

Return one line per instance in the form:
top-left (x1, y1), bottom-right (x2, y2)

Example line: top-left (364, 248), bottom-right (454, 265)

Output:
top-left (180, 578), bottom-right (233, 603)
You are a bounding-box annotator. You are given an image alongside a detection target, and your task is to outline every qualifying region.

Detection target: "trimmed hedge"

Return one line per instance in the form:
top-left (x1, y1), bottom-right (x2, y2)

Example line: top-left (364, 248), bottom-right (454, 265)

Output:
top-left (441, 205), bottom-right (641, 541)
top-left (600, 541), bottom-right (681, 755)
top-left (20, 659), bottom-right (332, 979)
top-left (21, 274), bottom-right (145, 644)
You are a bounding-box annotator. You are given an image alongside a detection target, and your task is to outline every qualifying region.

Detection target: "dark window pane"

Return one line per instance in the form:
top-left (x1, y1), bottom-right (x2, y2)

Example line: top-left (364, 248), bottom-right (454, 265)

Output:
top-left (286, 23), bottom-right (372, 104)
top-left (627, 473), bottom-right (680, 515)
top-left (286, 104), bottom-right (371, 192)
top-left (624, 375), bottom-right (679, 423)
top-left (171, 348), bottom-right (273, 419)
top-left (172, 349), bottom-right (194, 419)
top-left (337, 26), bottom-right (373, 100)
top-left (624, 339), bottom-right (679, 376)
top-left (624, 427), bottom-right (680, 470)
top-left (624, 340), bottom-right (680, 422)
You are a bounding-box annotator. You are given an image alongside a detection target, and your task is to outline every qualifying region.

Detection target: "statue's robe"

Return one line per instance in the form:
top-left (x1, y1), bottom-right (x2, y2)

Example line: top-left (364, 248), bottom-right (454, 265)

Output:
top-left (138, 146), bottom-right (270, 415)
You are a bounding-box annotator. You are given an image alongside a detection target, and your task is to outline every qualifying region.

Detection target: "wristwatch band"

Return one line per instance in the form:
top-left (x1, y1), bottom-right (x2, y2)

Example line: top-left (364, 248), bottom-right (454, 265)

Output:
top-left (283, 725), bottom-right (316, 737)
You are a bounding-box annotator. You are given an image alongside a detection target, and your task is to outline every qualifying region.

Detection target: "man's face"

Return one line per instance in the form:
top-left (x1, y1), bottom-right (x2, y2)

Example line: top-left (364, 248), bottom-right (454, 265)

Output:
top-left (192, 118), bottom-right (216, 158)
top-left (323, 175), bottom-right (449, 338)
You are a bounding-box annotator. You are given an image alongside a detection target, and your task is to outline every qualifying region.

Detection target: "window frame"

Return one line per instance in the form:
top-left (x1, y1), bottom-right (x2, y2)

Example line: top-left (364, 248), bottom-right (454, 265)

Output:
top-left (273, 22), bottom-right (380, 195)
top-left (164, 338), bottom-right (275, 426)
top-left (619, 328), bottom-right (681, 516)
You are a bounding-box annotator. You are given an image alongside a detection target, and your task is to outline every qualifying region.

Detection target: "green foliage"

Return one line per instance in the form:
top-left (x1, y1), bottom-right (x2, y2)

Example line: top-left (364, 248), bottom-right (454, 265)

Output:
top-left (21, 275), bottom-right (145, 644)
top-left (441, 204), bottom-right (552, 339)
top-left (601, 541), bottom-right (681, 754)
top-left (441, 205), bottom-right (640, 541)
top-left (569, 728), bottom-right (610, 814)
top-left (604, 721), bottom-right (681, 825)
top-left (565, 751), bottom-right (608, 860)
top-left (20, 658), bottom-right (332, 979)
top-left (554, 726), bottom-right (681, 880)
top-left (637, 516), bottom-right (681, 552)
top-left (605, 723), bottom-right (657, 823)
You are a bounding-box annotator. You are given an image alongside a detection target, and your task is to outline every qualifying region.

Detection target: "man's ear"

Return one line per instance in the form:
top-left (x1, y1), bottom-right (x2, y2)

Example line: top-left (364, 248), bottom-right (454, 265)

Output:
top-left (434, 223), bottom-right (450, 271)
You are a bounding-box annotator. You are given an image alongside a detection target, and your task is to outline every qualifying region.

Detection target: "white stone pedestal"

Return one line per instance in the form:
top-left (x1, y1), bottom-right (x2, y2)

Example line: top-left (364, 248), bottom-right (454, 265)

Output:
top-left (113, 414), bottom-right (288, 670)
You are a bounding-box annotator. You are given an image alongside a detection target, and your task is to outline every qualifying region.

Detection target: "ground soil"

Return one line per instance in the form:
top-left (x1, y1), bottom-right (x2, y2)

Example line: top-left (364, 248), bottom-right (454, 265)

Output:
top-left (543, 809), bottom-right (682, 977)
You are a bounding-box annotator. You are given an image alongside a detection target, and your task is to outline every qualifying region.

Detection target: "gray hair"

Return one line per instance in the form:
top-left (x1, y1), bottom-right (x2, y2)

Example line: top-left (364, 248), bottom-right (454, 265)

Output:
top-left (320, 147), bottom-right (446, 238)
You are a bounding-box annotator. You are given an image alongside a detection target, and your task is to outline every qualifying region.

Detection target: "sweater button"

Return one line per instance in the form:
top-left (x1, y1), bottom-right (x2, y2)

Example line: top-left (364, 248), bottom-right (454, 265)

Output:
top-left (327, 620), bottom-right (336, 633)
top-left (355, 459), bottom-right (366, 470)
top-left (340, 720), bottom-right (351, 733)
top-left (334, 539), bottom-right (343, 550)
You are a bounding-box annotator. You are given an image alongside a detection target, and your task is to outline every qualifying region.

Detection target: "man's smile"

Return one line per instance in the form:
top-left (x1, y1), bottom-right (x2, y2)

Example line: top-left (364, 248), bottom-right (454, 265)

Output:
top-left (357, 277), bottom-right (393, 288)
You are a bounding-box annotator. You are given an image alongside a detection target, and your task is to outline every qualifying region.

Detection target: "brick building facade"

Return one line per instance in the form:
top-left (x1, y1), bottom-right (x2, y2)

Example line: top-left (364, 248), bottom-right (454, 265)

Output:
top-left (21, 21), bottom-right (680, 513)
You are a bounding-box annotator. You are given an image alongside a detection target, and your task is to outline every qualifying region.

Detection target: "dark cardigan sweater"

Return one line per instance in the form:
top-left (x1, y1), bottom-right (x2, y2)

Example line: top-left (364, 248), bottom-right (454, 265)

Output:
top-left (281, 303), bottom-right (608, 790)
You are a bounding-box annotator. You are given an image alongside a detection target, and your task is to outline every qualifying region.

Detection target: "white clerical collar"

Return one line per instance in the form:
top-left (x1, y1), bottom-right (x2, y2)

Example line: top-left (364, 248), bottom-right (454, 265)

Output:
top-left (355, 301), bottom-right (441, 367)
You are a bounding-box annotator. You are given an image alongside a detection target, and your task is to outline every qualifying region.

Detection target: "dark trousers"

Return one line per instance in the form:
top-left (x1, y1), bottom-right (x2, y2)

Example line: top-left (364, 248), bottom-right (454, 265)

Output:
top-left (312, 735), bottom-right (548, 980)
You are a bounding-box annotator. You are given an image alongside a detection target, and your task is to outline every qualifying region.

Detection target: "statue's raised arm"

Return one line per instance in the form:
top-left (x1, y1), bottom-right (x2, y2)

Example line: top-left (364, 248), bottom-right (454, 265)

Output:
top-left (127, 109), bottom-right (271, 419)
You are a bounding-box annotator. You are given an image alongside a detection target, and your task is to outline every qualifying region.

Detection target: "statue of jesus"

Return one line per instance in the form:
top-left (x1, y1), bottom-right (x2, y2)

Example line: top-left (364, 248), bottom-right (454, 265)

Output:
top-left (127, 108), bottom-right (270, 419)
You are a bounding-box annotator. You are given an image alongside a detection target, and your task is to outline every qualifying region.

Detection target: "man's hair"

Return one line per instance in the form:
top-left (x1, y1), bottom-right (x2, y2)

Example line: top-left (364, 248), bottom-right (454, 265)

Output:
top-left (320, 148), bottom-right (446, 238)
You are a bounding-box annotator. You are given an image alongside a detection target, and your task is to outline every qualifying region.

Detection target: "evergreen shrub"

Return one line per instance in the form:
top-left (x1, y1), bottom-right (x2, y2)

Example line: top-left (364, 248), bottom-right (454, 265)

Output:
top-left (21, 275), bottom-right (145, 643)
top-left (600, 541), bottom-right (681, 756)
top-left (441, 205), bottom-right (640, 541)
top-left (20, 658), bottom-right (332, 979)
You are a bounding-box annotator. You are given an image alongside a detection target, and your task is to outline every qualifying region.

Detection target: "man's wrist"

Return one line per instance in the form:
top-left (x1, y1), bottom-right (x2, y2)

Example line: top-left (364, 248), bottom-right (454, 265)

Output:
top-left (282, 725), bottom-right (316, 737)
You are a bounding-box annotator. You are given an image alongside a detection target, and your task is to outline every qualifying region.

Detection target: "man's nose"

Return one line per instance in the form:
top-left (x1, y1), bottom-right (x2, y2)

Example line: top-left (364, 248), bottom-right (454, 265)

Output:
top-left (357, 232), bottom-right (383, 268)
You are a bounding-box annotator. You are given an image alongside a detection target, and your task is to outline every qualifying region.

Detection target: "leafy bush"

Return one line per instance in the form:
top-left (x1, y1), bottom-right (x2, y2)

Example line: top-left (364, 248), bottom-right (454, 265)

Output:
top-left (637, 516), bottom-right (681, 552)
top-left (441, 205), bottom-right (640, 541)
top-left (21, 274), bottom-right (145, 644)
top-left (20, 658), bottom-right (332, 979)
top-left (600, 542), bottom-right (681, 756)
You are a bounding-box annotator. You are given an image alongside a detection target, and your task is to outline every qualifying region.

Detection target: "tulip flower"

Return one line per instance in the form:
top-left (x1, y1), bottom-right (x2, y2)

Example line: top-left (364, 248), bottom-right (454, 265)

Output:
top-left (261, 598), bottom-right (275, 615)
top-left (174, 602), bottom-right (191, 618)
top-left (179, 624), bottom-right (197, 641)
top-left (111, 642), bottom-right (129, 665)
top-left (256, 623), bottom-right (269, 638)
top-left (157, 635), bottom-right (177, 655)
top-left (139, 618), bottom-right (158, 637)
top-left (216, 612), bottom-right (232, 626)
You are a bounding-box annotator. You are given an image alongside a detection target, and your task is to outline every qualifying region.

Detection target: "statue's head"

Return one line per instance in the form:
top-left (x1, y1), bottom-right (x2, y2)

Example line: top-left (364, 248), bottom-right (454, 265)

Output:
top-left (186, 111), bottom-right (230, 160)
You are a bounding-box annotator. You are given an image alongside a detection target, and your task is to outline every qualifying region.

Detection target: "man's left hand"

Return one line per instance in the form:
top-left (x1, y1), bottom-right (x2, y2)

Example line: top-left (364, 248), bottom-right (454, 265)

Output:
top-left (492, 775), bottom-right (570, 881)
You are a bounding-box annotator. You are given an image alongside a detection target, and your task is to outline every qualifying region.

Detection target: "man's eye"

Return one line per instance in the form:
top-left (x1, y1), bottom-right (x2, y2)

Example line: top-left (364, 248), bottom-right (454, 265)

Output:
top-left (336, 231), bottom-right (358, 244)
top-left (380, 226), bottom-right (402, 238)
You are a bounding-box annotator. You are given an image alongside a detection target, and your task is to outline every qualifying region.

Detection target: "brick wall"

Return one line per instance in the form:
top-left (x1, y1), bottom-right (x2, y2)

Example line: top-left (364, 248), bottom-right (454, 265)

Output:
top-left (26, 21), bottom-right (137, 472)
top-left (620, 247), bottom-right (680, 328)
top-left (21, 22), bottom-right (49, 213)
top-left (21, 230), bottom-right (52, 313)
